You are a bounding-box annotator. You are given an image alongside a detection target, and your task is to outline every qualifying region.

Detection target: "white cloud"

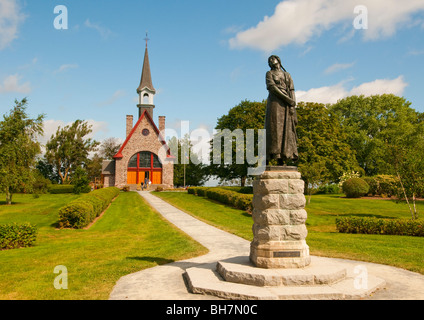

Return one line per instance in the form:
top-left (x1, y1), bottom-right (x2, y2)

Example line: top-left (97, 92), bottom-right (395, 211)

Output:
top-left (96, 90), bottom-right (126, 107)
top-left (84, 19), bottom-right (114, 39)
top-left (54, 64), bottom-right (79, 74)
top-left (40, 119), bottom-right (109, 144)
top-left (0, 74), bottom-right (31, 94)
top-left (349, 76), bottom-right (408, 97)
top-left (296, 82), bottom-right (347, 104)
top-left (407, 49), bottom-right (424, 56)
top-left (229, 0), bottom-right (424, 51)
top-left (324, 62), bottom-right (355, 74)
top-left (296, 76), bottom-right (408, 104)
top-left (0, 0), bottom-right (26, 50)
top-left (38, 119), bottom-right (109, 155)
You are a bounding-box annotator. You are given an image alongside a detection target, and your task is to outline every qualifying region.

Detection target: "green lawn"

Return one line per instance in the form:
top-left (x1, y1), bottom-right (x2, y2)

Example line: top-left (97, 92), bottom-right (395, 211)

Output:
top-left (0, 192), bottom-right (207, 300)
top-left (154, 192), bottom-right (424, 275)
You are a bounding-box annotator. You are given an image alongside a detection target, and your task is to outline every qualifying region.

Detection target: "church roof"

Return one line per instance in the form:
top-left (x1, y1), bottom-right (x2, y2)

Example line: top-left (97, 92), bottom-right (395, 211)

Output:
top-left (137, 46), bottom-right (156, 94)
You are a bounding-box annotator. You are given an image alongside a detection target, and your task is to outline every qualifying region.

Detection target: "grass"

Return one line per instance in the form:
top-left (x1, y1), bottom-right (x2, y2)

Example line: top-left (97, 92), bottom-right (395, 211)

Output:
top-left (154, 192), bottom-right (424, 275)
top-left (153, 191), bottom-right (254, 241)
top-left (0, 192), bottom-right (207, 300)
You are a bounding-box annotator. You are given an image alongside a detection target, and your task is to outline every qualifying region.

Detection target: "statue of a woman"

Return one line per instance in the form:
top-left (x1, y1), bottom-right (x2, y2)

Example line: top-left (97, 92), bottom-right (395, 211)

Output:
top-left (265, 55), bottom-right (298, 165)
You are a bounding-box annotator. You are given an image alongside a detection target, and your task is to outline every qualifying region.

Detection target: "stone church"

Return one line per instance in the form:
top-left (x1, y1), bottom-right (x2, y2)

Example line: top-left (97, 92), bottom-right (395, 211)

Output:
top-left (102, 43), bottom-right (174, 190)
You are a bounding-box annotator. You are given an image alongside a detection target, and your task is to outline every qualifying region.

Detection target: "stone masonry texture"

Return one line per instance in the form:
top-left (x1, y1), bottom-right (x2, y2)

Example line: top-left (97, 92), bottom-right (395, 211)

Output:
top-left (250, 168), bottom-right (311, 268)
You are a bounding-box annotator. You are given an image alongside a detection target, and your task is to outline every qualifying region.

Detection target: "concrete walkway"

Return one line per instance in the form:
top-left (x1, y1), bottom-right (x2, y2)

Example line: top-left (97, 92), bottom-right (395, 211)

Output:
top-left (109, 191), bottom-right (424, 300)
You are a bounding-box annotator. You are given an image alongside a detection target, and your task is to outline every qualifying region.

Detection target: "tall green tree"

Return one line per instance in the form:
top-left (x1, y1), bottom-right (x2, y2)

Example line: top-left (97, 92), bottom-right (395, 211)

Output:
top-left (330, 94), bottom-right (422, 176)
top-left (296, 102), bottom-right (360, 196)
top-left (36, 157), bottom-right (61, 184)
top-left (386, 118), bottom-right (424, 219)
top-left (208, 100), bottom-right (266, 186)
top-left (0, 99), bottom-right (44, 204)
top-left (99, 137), bottom-right (121, 160)
top-left (85, 153), bottom-right (103, 183)
top-left (45, 120), bottom-right (99, 184)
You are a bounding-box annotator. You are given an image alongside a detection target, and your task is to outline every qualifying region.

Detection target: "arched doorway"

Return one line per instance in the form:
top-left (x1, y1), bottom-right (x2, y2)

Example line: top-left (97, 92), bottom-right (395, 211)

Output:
top-left (127, 151), bottom-right (162, 185)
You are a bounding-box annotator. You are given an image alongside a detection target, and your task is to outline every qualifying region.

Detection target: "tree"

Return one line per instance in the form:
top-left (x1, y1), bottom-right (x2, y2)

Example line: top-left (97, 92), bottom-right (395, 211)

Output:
top-left (330, 94), bottom-right (421, 176)
top-left (45, 120), bottom-right (99, 184)
top-left (386, 119), bottom-right (424, 219)
top-left (71, 166), bottom-right (91, 194)
top-left (208, 100), bottom-right (266, 186)
top-left (0, 99), bottom-right (44, 204)
top-left (170, 136), bottom-right (208, 187)
top-left (99, 137), bottom-right (121, 160)
top-left (296, 102), bottom-right (360, 196)
top-left (36, 157), bottom-right (61, 184)
top-left (85, 153), bottom-right (103, 183)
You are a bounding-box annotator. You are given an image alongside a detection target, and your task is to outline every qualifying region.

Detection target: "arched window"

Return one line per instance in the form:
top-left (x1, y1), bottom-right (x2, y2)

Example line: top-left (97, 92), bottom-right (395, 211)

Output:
top-left (127, 151), bottom-right (162, 185)
top-left (143, 93), bottom-right (149, 104)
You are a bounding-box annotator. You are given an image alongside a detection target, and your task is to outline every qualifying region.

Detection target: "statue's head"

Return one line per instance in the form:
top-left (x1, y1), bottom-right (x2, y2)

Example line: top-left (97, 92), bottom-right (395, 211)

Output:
top-left (268, 55), bottom-right (282, 69)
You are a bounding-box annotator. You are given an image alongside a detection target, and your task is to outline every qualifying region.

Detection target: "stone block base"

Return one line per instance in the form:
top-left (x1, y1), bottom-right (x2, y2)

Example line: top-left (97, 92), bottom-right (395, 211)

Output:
top-left (184, 256), bottom-right (386, 300)
top-left (251, 167), bottom-right (310, 269)
top-left (250, 240), bottom-right (311, 268)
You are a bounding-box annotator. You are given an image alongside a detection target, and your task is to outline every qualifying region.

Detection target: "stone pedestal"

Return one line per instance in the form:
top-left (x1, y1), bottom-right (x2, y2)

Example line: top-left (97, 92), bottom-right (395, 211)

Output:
top-left (184, 166), bottom-right (386, 299)
top-left (250, 166), bottom-right (311, 269)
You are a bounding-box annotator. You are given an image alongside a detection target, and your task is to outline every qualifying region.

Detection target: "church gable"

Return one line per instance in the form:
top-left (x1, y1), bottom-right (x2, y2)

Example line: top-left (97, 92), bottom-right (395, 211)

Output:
top-left (114, 110), bottom-right (169, 161)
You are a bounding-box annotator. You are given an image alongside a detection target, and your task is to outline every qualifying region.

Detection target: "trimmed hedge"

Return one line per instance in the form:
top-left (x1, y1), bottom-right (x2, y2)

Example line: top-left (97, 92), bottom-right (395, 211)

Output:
top-left (187, 187), bottom-right (253, 212)
top-left (58, 187), bottom-right (120, 229)
top-left (48, 184), bottom-right (75, 194)
top-left (0, 223), bottom-right (37, 250)
top-left (336, 216), bottom-right (424, 237)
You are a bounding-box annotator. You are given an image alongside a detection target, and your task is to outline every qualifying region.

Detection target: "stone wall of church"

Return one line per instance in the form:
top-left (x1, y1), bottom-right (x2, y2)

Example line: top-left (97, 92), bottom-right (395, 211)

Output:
top-left (114, 115), bottom-right (174, 188)
top-left (103, 174), bottom-right (115, 188)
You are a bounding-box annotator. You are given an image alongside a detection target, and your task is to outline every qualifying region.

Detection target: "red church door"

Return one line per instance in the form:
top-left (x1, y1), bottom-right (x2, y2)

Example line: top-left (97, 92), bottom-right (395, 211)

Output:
top-left (127, 151), bottom-right (162, 185)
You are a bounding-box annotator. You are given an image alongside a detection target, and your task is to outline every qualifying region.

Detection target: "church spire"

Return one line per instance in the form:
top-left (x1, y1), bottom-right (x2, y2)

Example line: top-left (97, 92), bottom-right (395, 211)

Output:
top-left (137, 32), bottom-right (156, 118)
top-left (137, 32), bottom-right (156, 95)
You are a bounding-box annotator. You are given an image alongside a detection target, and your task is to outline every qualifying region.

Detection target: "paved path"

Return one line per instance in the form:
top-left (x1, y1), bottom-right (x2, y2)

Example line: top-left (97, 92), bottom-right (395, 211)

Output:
top-left (109, 191), bottom-right (424, 300)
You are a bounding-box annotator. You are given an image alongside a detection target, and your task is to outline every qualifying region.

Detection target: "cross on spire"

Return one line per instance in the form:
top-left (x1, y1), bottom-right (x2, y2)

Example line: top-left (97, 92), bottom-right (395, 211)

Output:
top-left (144, 31), bottom-right (149, 48)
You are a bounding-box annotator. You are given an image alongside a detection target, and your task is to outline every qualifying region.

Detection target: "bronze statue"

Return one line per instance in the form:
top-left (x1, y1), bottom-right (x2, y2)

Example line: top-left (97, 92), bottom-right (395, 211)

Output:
top-left (265, 55), bottom-right (298, 166)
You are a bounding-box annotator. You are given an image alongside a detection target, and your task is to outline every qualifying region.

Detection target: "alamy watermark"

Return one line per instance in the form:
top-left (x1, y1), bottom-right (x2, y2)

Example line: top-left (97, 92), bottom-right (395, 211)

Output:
top-left (53, 5), bottom-right (68, 30)
top-left (353, 5), bottom-right (368, 30)
top-left (158, 121), bottom-right (266, 176)
top-left (53, 265), bottom-right (68, 290)
top-left (353, 265), bottom-right (368, 290)
top-left (53, 4), bottom-right (369, 32)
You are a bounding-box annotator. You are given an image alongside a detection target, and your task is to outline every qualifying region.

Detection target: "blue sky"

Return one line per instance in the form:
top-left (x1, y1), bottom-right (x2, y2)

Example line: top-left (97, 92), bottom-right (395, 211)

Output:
top-left (1, 0), bottom-right (424, 148)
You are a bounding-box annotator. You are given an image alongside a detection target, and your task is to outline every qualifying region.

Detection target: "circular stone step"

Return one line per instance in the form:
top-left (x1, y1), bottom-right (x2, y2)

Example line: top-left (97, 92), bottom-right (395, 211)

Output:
top-left (216, 256), bottom-right (347, 287)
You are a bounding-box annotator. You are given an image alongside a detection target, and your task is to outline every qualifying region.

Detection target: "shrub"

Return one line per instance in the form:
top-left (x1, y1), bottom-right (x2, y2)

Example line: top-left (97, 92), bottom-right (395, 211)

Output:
top-left (187, 186), bottom-right (253, 212)
top-left (58, 201), bottom-right (94, 229)
top-left (342, 178), bottom-right (369, 198)
top-left (316, 184), bottom-right (341, 194)
top-left (375, 175), bottom-right (399, 197)
top-left (0, 223), bottom-right (37, 250)
top-left (238, 186), bottom-right (253, 194)
top-left (48, 184), bottom-right (74, 194)
top-left (362, 177), bottom-right (378, 195)
top-left (58, 187), bottom-right (120, 229)
top-left (217, 186), bottom-right (253, 194)
top-left (363, 175), bottom-right (399, 197)
top-left (196, 187), bottom-right (210, 197)
top-left (71, 167), bottom-right (91, 194)
top-left (336, 216), bottom-right (424, 237)
top-left (32, 172), bottom-right (51, 194)
top-left (121, 185), bottom-right (130, 192)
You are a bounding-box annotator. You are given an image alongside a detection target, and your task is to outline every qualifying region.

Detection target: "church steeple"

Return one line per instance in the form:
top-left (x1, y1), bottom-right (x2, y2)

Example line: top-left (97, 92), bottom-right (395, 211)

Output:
top-left (137, 33), bottom-right (156, 118)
